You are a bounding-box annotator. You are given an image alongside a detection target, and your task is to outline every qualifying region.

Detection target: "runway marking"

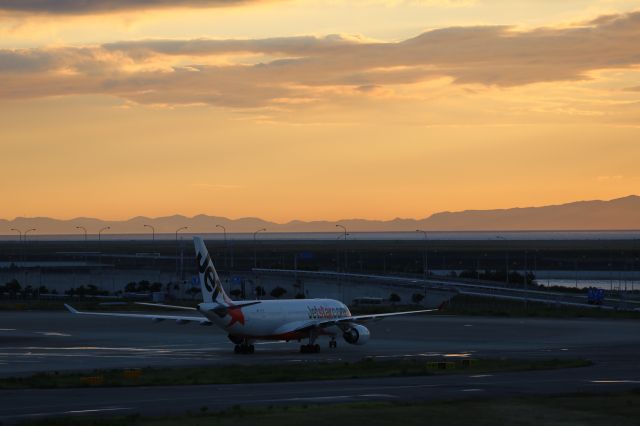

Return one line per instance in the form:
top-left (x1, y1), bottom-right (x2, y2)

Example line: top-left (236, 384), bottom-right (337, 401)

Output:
top-left (591, 380), bottom-right (640, 384)
top-left (359, 394), bottom-right (398, 398)
top-left (371, 353), bottom-right (443, 359)
top-left (276, 395), bottom-right (352, 402)
top-left (0, 328), bottom-right (16, 331)
top-left (461, 389), bottom-right (484, 392)
top-left (12, 407), bottom-right (131, 419)
top-left (35, 332), bottom-right (71, 337)
top-left (65, 407), bottom-right (131, 415)
top-left (469, 375), bottom-right (493, 378)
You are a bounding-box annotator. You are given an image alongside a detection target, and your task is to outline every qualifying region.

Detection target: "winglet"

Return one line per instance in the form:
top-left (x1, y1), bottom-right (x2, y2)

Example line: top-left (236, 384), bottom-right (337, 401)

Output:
top-left (64, 303), bottom-right (79, 314)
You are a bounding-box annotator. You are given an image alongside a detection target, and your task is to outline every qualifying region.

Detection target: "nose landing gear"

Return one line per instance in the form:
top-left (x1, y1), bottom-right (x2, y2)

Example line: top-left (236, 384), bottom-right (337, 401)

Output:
top-left (234, 339), bottom-right (255, 354)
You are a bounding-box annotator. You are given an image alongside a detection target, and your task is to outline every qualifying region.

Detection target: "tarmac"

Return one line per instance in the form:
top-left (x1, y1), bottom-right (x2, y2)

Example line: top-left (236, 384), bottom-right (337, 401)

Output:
top-left (1, 311), bottom-right (640, 422)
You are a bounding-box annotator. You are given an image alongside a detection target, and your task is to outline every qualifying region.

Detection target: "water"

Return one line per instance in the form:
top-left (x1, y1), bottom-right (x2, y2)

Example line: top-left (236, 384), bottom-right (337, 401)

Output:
top-left (540, 279), bottom-right (638, 291)
top-left (2, 230), bottom-right (639, 242)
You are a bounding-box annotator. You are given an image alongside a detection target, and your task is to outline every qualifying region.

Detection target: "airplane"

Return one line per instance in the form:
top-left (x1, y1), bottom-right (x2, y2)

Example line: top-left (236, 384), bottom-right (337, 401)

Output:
top-left (65, 237), bottom-right (437, 354)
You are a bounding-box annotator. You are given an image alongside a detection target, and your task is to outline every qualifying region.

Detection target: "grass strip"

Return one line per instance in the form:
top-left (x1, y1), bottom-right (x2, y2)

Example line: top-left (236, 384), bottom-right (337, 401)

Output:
top-left (14, 390), bottom-right (640, 426)
top-left (0, 358), bottom-right (591, 390)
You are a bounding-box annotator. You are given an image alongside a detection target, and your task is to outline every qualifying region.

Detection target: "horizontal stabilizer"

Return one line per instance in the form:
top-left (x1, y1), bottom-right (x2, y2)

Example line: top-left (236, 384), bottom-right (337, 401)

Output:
top-left (63, 304), bottom-right (207, 323)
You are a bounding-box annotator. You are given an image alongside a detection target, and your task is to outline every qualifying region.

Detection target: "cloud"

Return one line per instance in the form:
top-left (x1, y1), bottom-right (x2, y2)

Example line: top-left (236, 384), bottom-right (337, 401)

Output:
top-left (0, 11), bottom-right (639, 107)
top-left (0, 0), bottom-right (266, 15)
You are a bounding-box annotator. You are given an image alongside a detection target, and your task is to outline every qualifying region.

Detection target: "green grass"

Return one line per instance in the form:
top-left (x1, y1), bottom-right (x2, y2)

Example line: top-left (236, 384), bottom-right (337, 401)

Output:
top-left (15, 390), bottom-right (640, 426)
top-left (0, 358), bottom-right (591, 390)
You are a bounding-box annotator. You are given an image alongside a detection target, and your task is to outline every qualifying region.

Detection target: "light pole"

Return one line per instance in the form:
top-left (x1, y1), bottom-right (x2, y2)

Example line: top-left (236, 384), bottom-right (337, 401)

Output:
top-left (76, 226), bottom-right (87, 242)
top-left (98, 226), bottom-right (110, 241)
top-left (175, 226), bottom-right (188, 242)
top-left (216, 224), bottom-right (227, 269)
top-left (24, 228), bottom-right (36, 242)
top-left (10, 228), bottom-right (22, 242)
top-left (175, 227), bottom-right (188, 292)
top-left (253, 228), bottom-right (266, 269)
top-left (336, 224), bottom-right (348, 272)
top-left (416, 229), bottom-right (429, 279)
top-left (144, 224), bottom-right (155, 241)
top-left (497, 236), bottom-right (509, 285)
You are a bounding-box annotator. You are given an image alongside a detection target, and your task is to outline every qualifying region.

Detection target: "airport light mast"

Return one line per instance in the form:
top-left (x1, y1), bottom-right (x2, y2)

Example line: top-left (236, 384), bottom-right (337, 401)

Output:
top-left (144, 224), bottom-right (155, 241)
top-left (98, 226), bottom-right (110, 241)
top-left (10, 228), bottom-right (22, 242)
top-left (497, 236), bottom-right (509, 285)
top-left (24, 228), bottom-right (36, 242)
top-left (216, 224), bottom-right (228, 269)
top-left (336, 224), bottom-right (348, 272)
top-left (76, 226), bottom-right (87, 242)
top-left (416, 229), bottom-right (429, 279)
top-left (253, 228), bottom-right (266, 269)
top-left (175, 226), bottom-right (188, 296)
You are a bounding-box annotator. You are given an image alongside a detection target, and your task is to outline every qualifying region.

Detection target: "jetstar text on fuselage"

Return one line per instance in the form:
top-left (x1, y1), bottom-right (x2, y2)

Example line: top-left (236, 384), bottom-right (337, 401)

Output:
top-left (308, 306), bottom-right (350, 320)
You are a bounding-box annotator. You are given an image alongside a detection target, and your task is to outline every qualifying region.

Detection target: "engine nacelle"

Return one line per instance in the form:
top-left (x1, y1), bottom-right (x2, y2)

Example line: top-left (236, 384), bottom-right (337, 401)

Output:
top-left (342, 324), bottom-right (371, 345)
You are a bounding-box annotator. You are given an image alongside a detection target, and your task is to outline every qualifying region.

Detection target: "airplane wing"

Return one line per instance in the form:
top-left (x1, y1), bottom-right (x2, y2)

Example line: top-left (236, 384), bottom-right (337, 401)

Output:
top-left (135, 302), bottom-right (198, 310)
top-left (336, 308), bottom-right (439, 324)
top-left (64, 304), bottom-right (212, 325)
top-left (274, 308), bottom-right (438, 335)
top-left (136, 301), bottom-right (262, 310)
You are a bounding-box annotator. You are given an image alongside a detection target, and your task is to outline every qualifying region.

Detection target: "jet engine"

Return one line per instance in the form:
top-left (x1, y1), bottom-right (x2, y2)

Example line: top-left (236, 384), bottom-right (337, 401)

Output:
top-left (342, 324), bottom-right (370, 345)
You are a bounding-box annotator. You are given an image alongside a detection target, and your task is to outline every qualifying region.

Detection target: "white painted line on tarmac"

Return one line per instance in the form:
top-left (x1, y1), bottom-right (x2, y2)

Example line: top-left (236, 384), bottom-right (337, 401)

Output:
top-left (461, 389), bottom-right (484, 392)
top-left (35, 332), bottom-right (71, 337)
top-left (12, 407), bottom-right (131, 419)
top-left (65, 407), bottom-right (131, 415)
top-left (277, 395), bottom-right (352, 402)
top-left (359, 394), bottom-right (398, 398)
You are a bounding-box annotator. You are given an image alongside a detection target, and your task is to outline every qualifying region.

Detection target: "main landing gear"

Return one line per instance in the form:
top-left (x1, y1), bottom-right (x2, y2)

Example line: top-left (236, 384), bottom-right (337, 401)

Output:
top-left (234, 343), bottom-right (255, 354)
top-left (300, 332), bottom-right (337, 353)
top-left (300, 344), bottom-right (320, 353)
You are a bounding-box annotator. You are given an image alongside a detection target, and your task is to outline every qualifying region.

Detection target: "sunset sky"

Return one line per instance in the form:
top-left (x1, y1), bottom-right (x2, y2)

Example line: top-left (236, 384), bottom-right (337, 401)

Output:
top-left (1, 0), bottom-right (639, 222)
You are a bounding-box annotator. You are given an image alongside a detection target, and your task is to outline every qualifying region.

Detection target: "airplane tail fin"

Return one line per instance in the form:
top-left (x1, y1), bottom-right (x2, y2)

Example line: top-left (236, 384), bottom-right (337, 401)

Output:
top-left (194, 236), bottom-right (230, 305)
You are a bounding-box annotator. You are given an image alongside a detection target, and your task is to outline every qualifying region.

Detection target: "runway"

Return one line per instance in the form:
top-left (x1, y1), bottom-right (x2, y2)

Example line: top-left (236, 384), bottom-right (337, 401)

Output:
top-left (1, 311), bottom-right (639, 422)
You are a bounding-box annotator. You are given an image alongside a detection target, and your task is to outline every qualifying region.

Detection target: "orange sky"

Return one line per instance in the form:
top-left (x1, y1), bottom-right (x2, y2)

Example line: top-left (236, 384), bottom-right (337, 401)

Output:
top-left (1, 1), bottom-right (639, 221)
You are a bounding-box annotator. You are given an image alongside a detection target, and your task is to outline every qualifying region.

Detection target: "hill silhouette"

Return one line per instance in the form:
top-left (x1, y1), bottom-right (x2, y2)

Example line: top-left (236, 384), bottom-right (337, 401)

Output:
top-left (1, 195), bottom-right (638, 234)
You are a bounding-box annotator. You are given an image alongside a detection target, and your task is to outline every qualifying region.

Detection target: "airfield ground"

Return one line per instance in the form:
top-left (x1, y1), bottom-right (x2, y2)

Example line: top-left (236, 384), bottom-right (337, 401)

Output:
top-left (0, 311), bottom-right (639, 423)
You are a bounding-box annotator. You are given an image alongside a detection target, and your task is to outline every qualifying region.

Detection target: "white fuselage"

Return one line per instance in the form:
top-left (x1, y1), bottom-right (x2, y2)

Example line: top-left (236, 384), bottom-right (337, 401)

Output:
top-left (198, 298), bottom-right (351, 340)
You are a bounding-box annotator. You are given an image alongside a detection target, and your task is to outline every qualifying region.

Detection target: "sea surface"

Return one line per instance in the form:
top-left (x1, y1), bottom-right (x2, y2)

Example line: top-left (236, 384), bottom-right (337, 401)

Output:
top-left (1, 230), bottom-right (639, 242)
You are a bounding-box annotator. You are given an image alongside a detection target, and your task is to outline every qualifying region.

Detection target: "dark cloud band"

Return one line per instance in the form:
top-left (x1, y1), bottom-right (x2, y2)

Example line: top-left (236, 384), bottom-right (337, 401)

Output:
top-left (0, 11), bottom-right (639, 107)
top-left (0, 0), bottom-right (257, 14)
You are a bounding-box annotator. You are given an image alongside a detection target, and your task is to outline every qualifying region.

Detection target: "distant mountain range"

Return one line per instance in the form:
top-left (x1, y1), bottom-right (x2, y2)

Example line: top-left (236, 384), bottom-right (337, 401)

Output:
top-left (2, 195), bottom-right (639, 235)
